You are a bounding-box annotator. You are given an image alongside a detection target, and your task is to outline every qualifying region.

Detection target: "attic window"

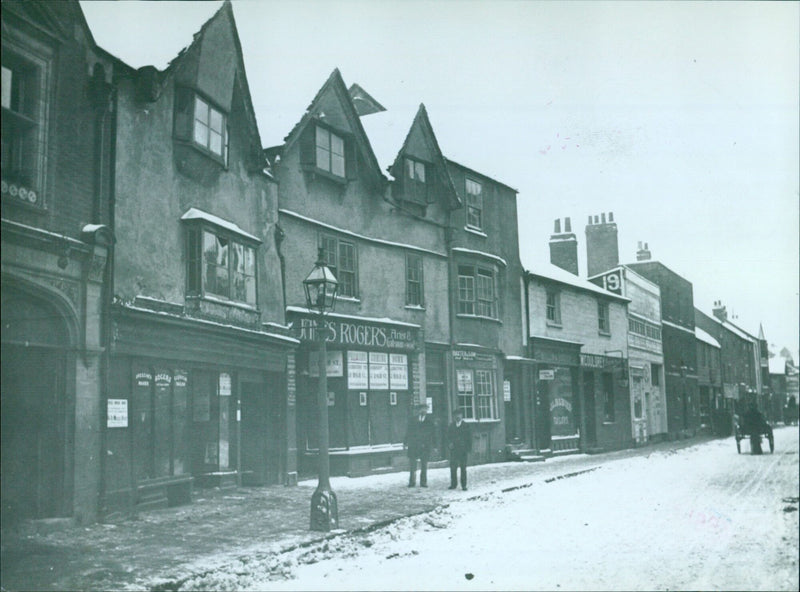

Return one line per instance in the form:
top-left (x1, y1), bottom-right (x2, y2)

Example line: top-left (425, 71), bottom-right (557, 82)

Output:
top-left (174, 87), bottom-right (228, 165)
top-left (316, 126), bottom-right (345, 177)
top-left (404, 157), bottom-right (428, 204)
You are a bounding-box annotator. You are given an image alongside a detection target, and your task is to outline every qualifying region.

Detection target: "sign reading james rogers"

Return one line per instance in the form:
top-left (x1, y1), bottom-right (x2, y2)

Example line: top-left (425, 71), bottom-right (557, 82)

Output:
top-left (295, 316), bottom-right (417, 350)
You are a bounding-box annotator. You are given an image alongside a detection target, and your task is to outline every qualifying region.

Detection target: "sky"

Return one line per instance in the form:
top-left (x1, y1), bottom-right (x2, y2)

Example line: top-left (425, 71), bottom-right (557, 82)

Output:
top-left (80, 0), bottom-right (800, 360)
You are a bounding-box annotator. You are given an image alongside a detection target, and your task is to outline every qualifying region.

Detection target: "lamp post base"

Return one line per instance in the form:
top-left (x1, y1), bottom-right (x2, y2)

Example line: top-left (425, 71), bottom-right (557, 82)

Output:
top-left (310, 485), bottom-right (339, 531)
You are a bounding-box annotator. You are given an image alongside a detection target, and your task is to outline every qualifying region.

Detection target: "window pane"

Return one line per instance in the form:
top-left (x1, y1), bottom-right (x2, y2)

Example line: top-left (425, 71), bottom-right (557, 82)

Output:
top-left (331, 152), bottom-right (345, 177)
top-left (316, 146), bottom-right (330, 171)
top-left (406, 158), bottom-right (415, 179)
top-left (232, 242), bottom-right (244, 273)
top-left (330, 133), bottom-right (344, 156)
top-left (216, 236), bottom-right (228, 266)
top-left (244, 246), bottom-right (255, 275)
top-left (316, 126), bottom-right (329, 149)
top-left (209, 130), bottom-right (222, 155)
top-left (194, 122), bottom-right (209, 148)
top-left (209, 107), bottom-right (223, 133)
top-left (1, 66), bottom-right (11, 110)
top-left (194, 97), bottom-right (208, 124)
top-left (216, 265), bottom-right (229, 297)
top-left (415, 161), bottom-right (426, 182)
top-left (245, 276), bottom-right (256, 304)
top-left (456, 369), bottom-right (475, 419)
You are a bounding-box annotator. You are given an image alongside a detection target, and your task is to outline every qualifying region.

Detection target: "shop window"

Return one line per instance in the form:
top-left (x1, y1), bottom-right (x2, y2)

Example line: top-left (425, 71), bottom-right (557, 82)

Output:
top-left (174, 87), bottom-right (228, 165)
top-left (321, 234), bottom-right (358, 298)
top-left (465, 178), bottom-right (483, 230)
top-left (1, 43), bottom-right (50, 204)
top-left (406, 253), bottom-right (424, 307)
top-left (186, 225), bottom-right (257, 306)
top-left (597, 301), bottom-right (610, 334)
top-left (456, 368), bottom-right (498, 420)
top-left (546, 290), bottom-right (561, 325)
top-left (651, 363), bottom-right (661, 386)
top-left (457, 265), bottom-right (496, 318)
top-left (602, 372), bottom-right (615, 422)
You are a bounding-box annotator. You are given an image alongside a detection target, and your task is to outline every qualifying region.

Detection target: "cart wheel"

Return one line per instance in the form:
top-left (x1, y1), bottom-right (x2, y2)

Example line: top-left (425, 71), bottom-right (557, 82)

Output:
top-left (768, 434), bottom-right (774, 453)
top-left (736, 437), bottom-right (741, 454)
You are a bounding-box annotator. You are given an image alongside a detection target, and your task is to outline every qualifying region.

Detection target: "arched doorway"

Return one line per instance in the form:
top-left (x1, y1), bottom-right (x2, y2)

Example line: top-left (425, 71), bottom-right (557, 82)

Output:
top-left (1, 285), bottom-right (72, 521)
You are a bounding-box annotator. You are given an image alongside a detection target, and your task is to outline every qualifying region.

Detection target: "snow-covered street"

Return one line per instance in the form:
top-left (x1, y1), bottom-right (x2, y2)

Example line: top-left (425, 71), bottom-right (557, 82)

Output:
top-left (181, 427), bottom-right (799, 591)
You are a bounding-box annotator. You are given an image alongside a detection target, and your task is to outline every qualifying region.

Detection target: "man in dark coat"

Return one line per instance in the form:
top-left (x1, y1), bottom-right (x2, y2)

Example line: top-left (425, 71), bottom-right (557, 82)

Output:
top-left (446, 409), bottom-right (471, 490)
top-left (404, 403), bottom-right (434, 487)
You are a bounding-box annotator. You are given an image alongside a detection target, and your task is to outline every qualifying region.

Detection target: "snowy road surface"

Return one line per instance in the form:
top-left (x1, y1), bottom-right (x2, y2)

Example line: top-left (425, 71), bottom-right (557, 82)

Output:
top-left (180, 427), bottom-right (799, 591)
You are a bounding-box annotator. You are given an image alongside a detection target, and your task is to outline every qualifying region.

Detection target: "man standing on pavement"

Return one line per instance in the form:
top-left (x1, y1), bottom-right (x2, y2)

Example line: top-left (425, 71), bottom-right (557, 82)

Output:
top-left (404, 403), bottom-right (434, 487)
top-left (446, 409), bottom-right (470, 490)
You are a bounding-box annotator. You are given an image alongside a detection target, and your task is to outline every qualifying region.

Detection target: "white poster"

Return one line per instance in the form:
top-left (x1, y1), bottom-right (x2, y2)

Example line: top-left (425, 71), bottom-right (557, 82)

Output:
top-left (309, 350), bottom-right (344, 377)
top-left (347, 351), bottom-right (369, 389)
top-left (369, 352), bottom-right (389, 389)
top-left (107, 399), bottom-right (128, 428)
top-left (390, 353), bottom-right (408, 390)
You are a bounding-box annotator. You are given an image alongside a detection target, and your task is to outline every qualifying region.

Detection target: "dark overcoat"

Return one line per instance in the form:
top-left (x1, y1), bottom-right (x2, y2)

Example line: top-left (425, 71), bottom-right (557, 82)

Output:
top-left (404, 415), bottom-right (435, 458)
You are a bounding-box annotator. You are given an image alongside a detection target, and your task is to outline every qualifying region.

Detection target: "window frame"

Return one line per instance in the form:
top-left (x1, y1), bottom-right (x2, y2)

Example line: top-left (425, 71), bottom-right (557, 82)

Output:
top-left (316, 125), bottom-right (346, 178)
top-left (456, 367), bottom-right (498, 421)
top-left (465, 178), bottom-right (483, 230)
top-left (403, 156), bottom-right (429, 204)
top-left (320, 234), bottom-right (359, 299)
top-left (405, 253), bottom-right (424, 307)
top-left (457, 264), bottom-right (496, 319)
top-left (186, 224), bottom-right (258, 307)
top-left (174, 87), bottom-right (229, 166)
top-left (1, 35), bottom-right (51, 203)
top-left (597, 300), bottom-right (610, 334)
top-left (546, 289), bottom-right (562, 325)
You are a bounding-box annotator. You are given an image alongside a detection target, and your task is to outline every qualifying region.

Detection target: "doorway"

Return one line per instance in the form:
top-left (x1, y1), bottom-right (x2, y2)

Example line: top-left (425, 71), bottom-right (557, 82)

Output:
top-left (582, 371), bottom-right (597, 447)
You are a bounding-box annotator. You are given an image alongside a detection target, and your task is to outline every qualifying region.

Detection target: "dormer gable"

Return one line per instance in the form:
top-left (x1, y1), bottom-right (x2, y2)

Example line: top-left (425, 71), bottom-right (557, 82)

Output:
top-left (388, 104), bottom-right (460, 214)
top-left (282, 69), bottom-right (385, 192)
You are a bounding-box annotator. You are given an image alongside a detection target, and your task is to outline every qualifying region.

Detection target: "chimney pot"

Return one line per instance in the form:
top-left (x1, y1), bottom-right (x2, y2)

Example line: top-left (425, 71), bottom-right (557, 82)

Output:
top-left (601, 213), bottom-right (606, 224)
top-left (565, 217), bottom-right (572, 232)
top-left (588, 216), bottom-right (592, 224)
top-left (594, 215), bottom-right (599, 224)
top-left (554, 219), bottom-right (561, 233)
top-left (609, 212), bottom-right (614, 222)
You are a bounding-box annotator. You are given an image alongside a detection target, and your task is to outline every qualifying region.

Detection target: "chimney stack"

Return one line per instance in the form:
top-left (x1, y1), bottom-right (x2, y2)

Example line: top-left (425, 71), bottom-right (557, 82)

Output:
top-left (712, 300), bottom-right (728, 322)
top-left (636, 241), bottom-right (651, 261)
top-left (585, 211), bottom-right (619, 277)
top-left (549, 217), bottom-right (579, 275)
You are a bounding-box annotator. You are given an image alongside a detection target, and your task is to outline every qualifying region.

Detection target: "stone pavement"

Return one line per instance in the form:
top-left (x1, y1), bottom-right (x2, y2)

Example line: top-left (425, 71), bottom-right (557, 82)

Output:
top-left (0, 436), bottom-right (711, 592)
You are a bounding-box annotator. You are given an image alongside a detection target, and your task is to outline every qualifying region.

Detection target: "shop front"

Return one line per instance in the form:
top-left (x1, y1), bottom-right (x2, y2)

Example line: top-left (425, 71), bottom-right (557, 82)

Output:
top-left (288, 309), bottom-right (422, 477)
top-left (580, 352), bottom-right (632, 452)
top-left (103, 305), bottom-right (297, 517)
top-left (529, 337), bottom-right (582, 454)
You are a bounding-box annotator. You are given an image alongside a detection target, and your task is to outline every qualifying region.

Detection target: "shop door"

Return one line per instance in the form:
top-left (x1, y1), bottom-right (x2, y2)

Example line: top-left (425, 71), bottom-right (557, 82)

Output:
top-left (1, 344), bottom-right (66, 519)
top-left (534, 379), bottom-right (551, 450)
top-left (241, 380), bottom-right (267, 485)
top-left (582, 371), bottom-right (597, 446)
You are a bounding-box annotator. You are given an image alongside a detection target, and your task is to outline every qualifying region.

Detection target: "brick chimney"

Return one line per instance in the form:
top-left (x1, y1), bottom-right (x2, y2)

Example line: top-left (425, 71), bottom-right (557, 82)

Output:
top-left (712, 300), bottom-right (728, 322)
top-left (549, 217), bottom-right (579, 275)
top-left (585, 211), bottom-right (619, 277)
top-left (636, 241), bottom-right (652, 261)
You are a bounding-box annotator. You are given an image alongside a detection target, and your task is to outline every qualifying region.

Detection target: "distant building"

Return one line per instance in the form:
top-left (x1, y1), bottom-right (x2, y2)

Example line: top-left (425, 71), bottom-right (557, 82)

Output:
top-left (695, 326), bottom-right (724, 434)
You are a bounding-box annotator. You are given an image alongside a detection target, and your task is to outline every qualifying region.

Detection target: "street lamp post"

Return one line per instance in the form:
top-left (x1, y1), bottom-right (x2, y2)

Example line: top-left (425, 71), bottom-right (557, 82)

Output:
top-left (303, 248), bottom-right (339, 532)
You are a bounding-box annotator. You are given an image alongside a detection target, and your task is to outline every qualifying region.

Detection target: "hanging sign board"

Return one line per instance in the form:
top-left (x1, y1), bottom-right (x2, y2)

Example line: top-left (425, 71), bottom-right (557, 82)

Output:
top-left (539, 369), bottom-right (555, 380)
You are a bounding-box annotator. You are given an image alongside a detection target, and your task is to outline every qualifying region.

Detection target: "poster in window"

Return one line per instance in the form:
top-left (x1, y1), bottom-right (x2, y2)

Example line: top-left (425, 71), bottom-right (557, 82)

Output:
top-left (457, 369), bottom-right (473, 393)
top-left (347, 351), bottom-right (369, 389)
top-left (219, 372), bottom-right (232, 396)
top-left (107, 399), bottom-right (128, 428)
top-left (369, 352), bottom-right (389, 389)
top-left (389, 353), bottom-right (408, 390)
top-left (310, 350), bottom-right (344, 377)
top-left (503, 380), bottom-right (511, 402)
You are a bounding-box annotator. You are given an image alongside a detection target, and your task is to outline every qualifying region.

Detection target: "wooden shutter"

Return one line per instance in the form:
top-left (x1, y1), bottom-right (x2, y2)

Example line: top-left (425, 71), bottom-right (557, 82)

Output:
top-left (173, 86), bottom-right (193, 141)
top-left (299, 123), bottom-right (315, 168)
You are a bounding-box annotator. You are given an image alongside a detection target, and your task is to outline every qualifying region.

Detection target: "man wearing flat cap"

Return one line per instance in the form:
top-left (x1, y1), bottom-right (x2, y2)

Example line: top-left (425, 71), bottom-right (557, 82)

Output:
top-left (404, 402), bottom-right (435, 487)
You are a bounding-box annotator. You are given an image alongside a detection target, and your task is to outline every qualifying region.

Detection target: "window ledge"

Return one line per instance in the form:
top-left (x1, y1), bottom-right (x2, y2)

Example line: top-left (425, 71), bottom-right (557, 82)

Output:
top-left (546, 321), bottom-right (563, 328)
top-left (301, 164), bottom-right (347, 185)
top-left (336, 295), bottom-right (361, 304)
top-left (464, 226), bottom-right (487, 238)
top-left (598, 331), bottom-right (612, 337)
top-left (187, 293), bottom-right (259, 312)
top-left (404, 305), bottom-right (426, 312)
top-left (602, 421), bottom-right (616, 425)
top-left (464, 419), bottom-right (501, 424)
top-left (175, 139), bottom-right (227, 168)
top-left (456, 313), bottom-right (501, 324)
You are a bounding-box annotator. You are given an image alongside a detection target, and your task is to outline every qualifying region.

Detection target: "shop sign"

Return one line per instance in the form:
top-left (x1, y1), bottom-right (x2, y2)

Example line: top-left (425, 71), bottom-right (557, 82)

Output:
top-left (347, 351), bottom-right (369, 389)
top-left (390, 353), bottom-right (408, 390)
top-left (174, 372), bottom-right (188, 388)
top-left (295, 316), bottom-right (416, 350)
top-left (598, 269), bottom-right (623, 295)
top-left (369, 352), bottom-right (389, 389)
top-left (135, 371), bottom-right (152, 387)
top-left (539, 369), bottom-right (555, 380)
top-left (503, 380), bottom-right (511, 402)
top-left (219, 372), bottom-right (232, 396)
top-left (287, 354), bottom-right (296, 407)
top-left (310, 350), bottom-right (344, 377)
top-left (107, 399), bottom-right (128, 428)
top-left (155, 372), bottom-right (172, 389)
top-left (453, 350), bottom-right (494, 363)
top-left (580, 353), bottom-right (606, 368)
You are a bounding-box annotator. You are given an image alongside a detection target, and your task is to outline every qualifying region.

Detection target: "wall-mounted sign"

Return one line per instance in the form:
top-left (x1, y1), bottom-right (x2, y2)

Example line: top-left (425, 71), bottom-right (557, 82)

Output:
top-left (539, 369), bottom-right (555, 381)
top-left (390, 391), bottom-right (397, 406)
top-left (390, 353), bottom-right (408, 390)
top-left (287, 354), bottom-right (296, 407)
top-left (295, 315), bottom-right (417, 350)
top-left (107, 399), bottom-right (128, 428)
top-left (347, 351), bottom-right (369, 389)
top-left (580, 354), bottom-right (606, 369)
top-left (503, 380), bottom-right (512, 402)
top-left (310, 350), bottom-right (344, 377)
top-left (600, 270), bottom-right (623, 295)
top-left (359, 392), bottom-right (368, 406)
top-left (219, 372), bottom-right (232, 396)
top-left (369, 352), bottom-right (389, 389)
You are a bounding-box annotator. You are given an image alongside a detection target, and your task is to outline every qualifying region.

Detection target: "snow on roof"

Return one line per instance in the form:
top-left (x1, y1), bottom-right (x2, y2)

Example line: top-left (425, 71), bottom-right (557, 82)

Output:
top-left (358, 106), bottom-right (418, 178)
top-left (180, 208), bottom-right (261, 242)
top-left (80, 1), bottom-right (223, 70)
top-left (695, 327), bottom-right (720, 348)
top-left (526, 260), bottom-right (629, 302)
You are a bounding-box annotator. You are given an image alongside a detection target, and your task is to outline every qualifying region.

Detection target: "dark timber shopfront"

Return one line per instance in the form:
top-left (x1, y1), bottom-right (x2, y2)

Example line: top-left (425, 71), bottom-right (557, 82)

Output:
top-left (288, 308), bottom-right (422, 477)
top-left (103, 305), bottom-right (298, 516)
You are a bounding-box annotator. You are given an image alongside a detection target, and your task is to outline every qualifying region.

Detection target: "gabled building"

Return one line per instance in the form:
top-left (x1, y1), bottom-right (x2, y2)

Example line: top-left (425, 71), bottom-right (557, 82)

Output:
top-left (102, 2), bottom-right (297, 516)
top-left (2, 0), bottom-right (114, 524)
top-left (695, 326), bottom-right (724, 434)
